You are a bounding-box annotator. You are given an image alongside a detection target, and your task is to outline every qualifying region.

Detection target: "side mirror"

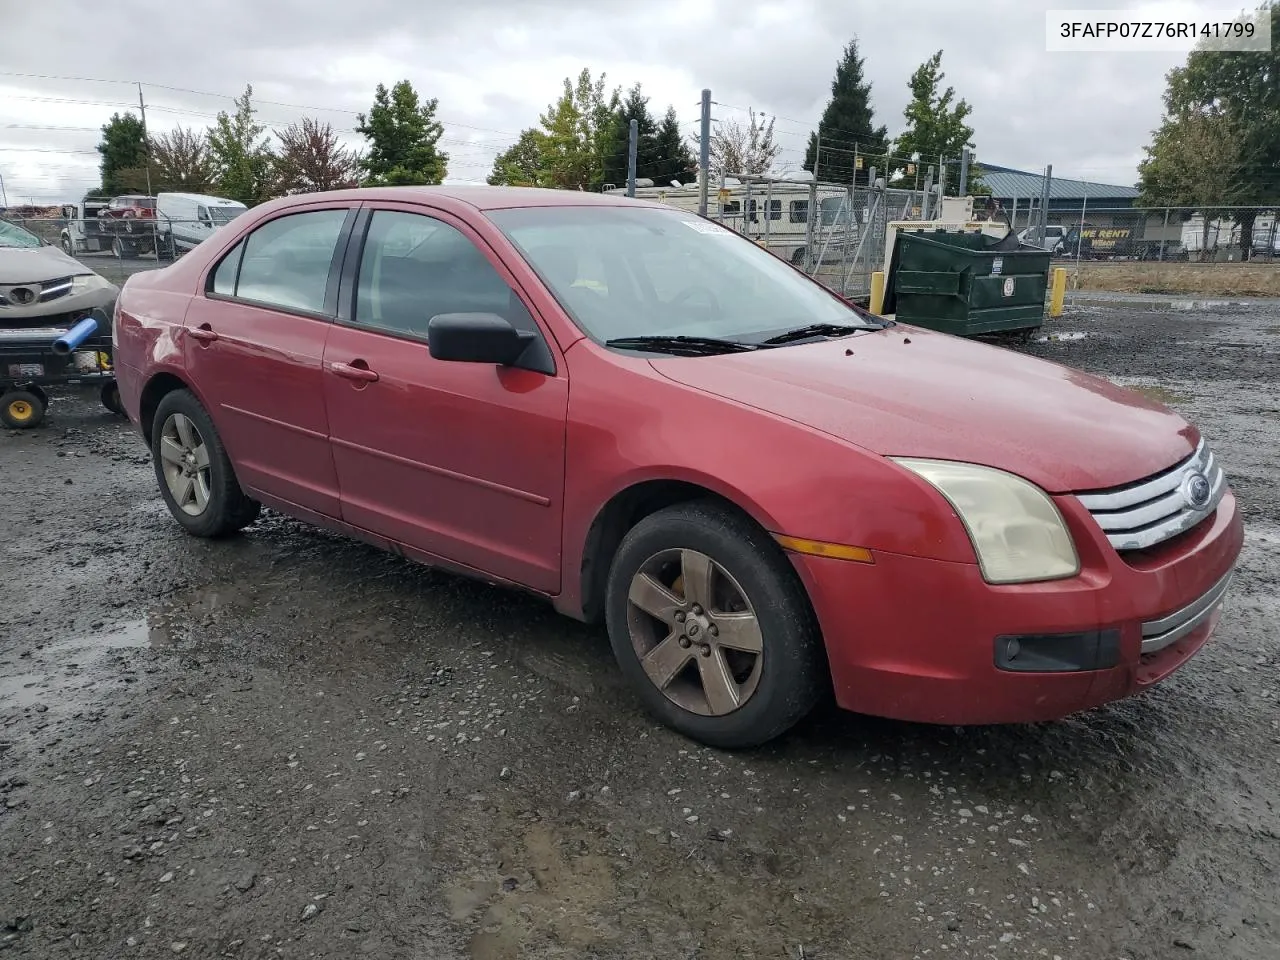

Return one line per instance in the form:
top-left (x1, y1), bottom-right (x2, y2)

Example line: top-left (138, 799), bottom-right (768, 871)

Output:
top-left (427, 312), bottom-right (536, 367)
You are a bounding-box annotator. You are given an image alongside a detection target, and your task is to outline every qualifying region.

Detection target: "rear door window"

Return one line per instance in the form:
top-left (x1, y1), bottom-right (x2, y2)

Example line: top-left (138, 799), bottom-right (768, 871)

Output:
top-left (232, 209), bottom-right (349, 314)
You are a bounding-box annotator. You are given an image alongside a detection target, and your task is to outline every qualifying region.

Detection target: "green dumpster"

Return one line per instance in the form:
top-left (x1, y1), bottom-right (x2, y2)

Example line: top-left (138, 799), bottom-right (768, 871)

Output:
top-left (883, 229), bottom-right (1051, 336)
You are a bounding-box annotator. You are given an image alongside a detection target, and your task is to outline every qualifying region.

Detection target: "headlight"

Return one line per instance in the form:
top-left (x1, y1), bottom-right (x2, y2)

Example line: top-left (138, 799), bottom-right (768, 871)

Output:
top-left (892, 458), bottom-right (1080, 584)
top-left (70, 273), bottom-right (110, 293)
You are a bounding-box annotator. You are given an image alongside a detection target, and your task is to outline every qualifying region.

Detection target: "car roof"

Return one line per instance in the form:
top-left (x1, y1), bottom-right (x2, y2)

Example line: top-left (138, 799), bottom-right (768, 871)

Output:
top-left (264, 185), bottom-right (670, 213)
top-left (159, 192), bottom-right (246, 205)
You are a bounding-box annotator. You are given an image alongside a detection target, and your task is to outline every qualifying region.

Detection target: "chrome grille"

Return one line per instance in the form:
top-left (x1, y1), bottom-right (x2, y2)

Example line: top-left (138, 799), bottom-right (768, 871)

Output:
top-left (39, 277), bottom-right (74, 302)
top-left (1075, 439), bottom-right (1226, 552)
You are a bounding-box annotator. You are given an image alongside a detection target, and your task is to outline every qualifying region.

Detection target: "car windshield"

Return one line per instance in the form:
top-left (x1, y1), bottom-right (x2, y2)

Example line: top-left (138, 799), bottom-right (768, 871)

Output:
top-left (0, 220), bottom-right (42, 249)
top-left (209, 206), bottom-right (242, 224)
top-left (487, 204), bottom-right (880, 345)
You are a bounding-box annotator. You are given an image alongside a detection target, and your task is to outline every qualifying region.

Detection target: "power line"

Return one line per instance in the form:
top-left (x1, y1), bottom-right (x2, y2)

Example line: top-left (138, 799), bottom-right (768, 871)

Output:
top-left (0, 73), bottom-right (522, 138)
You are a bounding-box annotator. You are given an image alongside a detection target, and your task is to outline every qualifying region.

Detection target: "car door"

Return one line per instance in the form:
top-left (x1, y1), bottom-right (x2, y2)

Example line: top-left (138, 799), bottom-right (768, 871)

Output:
top-left (183, 204), bottom-right (356, 519)
top-left (322, 205), bottom-right (568, 592)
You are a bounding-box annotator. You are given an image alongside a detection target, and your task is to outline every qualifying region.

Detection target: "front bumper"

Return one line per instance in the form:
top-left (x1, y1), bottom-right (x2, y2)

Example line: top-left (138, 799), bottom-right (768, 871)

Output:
top-left (792, 488), bottom-right (1244, 725)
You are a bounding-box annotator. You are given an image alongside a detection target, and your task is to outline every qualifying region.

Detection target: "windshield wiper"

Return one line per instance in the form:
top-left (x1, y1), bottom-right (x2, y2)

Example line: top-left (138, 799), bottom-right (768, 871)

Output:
top-left (605, 335), bottom-right (757, 356)
top-left (757, 322), bottom-right (873, 345)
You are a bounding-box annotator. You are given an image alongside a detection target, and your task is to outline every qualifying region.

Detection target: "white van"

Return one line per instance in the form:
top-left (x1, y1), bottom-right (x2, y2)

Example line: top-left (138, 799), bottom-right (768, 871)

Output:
top-left (155, 193), bottom-right (247, 258)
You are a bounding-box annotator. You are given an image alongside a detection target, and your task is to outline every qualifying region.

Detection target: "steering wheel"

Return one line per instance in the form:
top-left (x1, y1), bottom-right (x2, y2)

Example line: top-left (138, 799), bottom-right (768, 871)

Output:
top-left (667, 284), bottom-right (720, 318)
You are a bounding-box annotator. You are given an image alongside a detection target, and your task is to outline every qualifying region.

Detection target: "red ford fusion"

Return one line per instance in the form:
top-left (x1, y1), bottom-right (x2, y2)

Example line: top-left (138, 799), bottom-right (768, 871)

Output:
top-left (111, 186), bottom-right (1243, 748)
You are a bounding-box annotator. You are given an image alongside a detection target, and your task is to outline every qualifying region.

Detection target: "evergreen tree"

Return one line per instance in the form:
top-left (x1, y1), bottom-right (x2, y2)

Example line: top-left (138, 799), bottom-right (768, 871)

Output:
top-left (602, 84), bottom-right (661, 187)
top-left (355, 80), bottom-right (449, 186)
top-left (96, 113), bottom-right (148, 195)
top-left (652, 107), bottom-right (698, 185)
top-left (803, 38), bottom-right (888, 185)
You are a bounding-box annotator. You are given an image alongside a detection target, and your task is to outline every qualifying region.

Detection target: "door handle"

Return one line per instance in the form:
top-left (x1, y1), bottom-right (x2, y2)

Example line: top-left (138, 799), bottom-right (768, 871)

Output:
top-left (189, 325), bottom-right (218, 343)
top-left (329, 361), bottom-right (379, 383)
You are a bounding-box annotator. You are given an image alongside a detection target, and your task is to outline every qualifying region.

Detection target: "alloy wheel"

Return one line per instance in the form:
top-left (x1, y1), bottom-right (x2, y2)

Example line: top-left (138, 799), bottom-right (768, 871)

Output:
top-left (159, 412), bottom-right (212, 516)
top-left (625, 548), bottom-right (764, 716)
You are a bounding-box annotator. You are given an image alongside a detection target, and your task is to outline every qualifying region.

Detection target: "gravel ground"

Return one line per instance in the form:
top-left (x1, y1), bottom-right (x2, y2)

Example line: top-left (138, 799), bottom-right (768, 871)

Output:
top-left (1, 302), bottom-right (1277, 960)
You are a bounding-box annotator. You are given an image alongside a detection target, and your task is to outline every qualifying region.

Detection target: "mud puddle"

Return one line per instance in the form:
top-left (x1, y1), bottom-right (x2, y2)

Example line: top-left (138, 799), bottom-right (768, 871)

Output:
top-left (0, 617), bottom-right (171, 711)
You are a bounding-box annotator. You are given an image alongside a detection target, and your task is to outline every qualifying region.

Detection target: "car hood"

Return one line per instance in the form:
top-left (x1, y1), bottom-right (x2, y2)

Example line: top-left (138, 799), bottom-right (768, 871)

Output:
top-left (648, 325), bottom-right (1196, 493)
top-left (0, 245), bottom-right (92, 284)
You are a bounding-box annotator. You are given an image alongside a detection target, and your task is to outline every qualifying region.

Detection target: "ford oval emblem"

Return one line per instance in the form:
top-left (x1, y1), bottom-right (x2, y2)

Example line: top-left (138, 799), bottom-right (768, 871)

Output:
top-left (1185, 472), bottom-right (1212, 509)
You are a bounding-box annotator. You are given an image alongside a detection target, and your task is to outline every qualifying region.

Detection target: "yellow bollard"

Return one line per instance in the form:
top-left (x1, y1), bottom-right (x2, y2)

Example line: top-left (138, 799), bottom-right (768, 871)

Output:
top-left (1049, 267), bottom-right (1067, 318)
top-left (869, 271), bottom-right (886, 316)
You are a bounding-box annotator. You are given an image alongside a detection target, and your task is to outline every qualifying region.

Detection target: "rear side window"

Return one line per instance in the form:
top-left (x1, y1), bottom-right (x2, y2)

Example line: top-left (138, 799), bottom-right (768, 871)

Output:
top-left (227, 209), bottom-right (348, 314)
top-left (210, 240), bottom-right (245, 296)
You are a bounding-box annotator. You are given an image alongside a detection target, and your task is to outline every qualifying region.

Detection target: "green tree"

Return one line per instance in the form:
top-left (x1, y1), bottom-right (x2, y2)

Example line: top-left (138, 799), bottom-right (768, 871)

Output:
top-left (537, 68), bottom-right (620, 191)
top-left (1145, 3), bottom-right (1280, 258)
top-left (96, 112), bottom-right (148, 195)
top-left (890, 51), bottom-right (983, 196)
top-left (652, 107), bottom-right (698, 185)
top-left (803, 38), bottom-right (889, 185)
top-left (355, 80), bottom-right (449, 186)
top-left (207, 85), bottom-right (276, 204)
top-left (487, 128), bottom-right (550, 186)
top-left (1138, 107), bottom-right (1243, 257)
top-left (602, 84), bottom-right (660, 187)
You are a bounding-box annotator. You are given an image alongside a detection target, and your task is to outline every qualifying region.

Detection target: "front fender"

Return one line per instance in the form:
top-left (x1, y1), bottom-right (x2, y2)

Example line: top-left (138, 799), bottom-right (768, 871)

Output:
top-left (557, 347), bottom-right (976, 615)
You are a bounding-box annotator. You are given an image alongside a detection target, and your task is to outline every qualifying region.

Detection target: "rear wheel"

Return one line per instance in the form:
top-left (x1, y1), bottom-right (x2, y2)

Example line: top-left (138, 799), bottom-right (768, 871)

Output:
top-left (604, 501), bottom-right (825, 749)
top-left (101, 380), bottom-right (125, 416)
top-left (1, 390), bottom-right (47, 429)
top-left (151, 389), bottom-right (261, 537)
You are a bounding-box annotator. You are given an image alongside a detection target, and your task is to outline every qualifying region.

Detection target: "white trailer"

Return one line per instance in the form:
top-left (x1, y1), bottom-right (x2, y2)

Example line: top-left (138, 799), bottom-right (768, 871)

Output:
top-left (602, 175), bottom-right (856, 265)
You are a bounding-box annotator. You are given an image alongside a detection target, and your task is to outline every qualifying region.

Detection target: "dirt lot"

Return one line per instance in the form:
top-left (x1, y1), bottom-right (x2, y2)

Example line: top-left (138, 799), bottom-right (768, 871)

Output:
top-left (1, 303), bottom-right (1278, 960)
top-left (1066, 260), bottom-right (1280, 298)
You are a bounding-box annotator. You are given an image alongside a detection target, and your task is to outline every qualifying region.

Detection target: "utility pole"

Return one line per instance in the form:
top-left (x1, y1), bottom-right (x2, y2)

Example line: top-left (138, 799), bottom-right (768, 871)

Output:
top-left (697, 89), bottom-right (711, 217)
top-left (958, 148), bottom-right (970, 197)
top-left (1039, 164), bottom-right (1053, 242)
top-left (137, 82), bottom-right (153, 196)
top-left (626, 118), bottom-right (638, 198)
top-left (0, 169), bottom-right (8, 208)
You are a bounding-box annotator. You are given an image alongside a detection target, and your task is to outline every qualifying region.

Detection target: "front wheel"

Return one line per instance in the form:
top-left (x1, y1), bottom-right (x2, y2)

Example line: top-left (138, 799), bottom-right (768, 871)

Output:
top-left (151, 389), bottom-right (261, 538)
top-left (605, 501), bottom-right (825, 749)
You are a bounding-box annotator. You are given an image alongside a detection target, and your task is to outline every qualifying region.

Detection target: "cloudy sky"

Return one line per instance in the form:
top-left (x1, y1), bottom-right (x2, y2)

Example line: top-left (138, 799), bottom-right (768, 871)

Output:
top-left (1, 0), bottom-right (1221, 205)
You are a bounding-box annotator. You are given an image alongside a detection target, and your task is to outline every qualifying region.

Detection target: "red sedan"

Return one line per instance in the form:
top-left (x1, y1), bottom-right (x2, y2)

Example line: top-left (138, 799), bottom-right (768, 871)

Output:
top-left (111, 187), bottom-right (1243, 748)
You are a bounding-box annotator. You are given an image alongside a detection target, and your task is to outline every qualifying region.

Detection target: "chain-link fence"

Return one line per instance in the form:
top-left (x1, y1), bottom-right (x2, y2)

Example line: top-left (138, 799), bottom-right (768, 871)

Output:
top-left (704, 176), bottom-right (943, 300)
top-left (1014, 204), bottom-right (1280, 263)
top-left (6, 200), bottom-right (1280, 305)
top-left (1, 213), bottom-right (234, 288)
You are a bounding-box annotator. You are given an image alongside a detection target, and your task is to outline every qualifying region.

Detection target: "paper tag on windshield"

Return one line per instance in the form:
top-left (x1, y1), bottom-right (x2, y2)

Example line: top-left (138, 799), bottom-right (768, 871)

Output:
top-left (683, 219), bottom-right (735, 236)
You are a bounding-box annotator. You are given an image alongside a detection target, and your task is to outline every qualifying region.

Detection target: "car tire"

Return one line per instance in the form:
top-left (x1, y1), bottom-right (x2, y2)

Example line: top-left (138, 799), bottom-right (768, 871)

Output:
top-left (101, 381), bottom-right (126, 417)
top-left (604, 500), bottom-right (825, 749)
top-left (61, 236), bottom-right (74, 256)
top-left (151, 389), bottom-right (261, 538)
